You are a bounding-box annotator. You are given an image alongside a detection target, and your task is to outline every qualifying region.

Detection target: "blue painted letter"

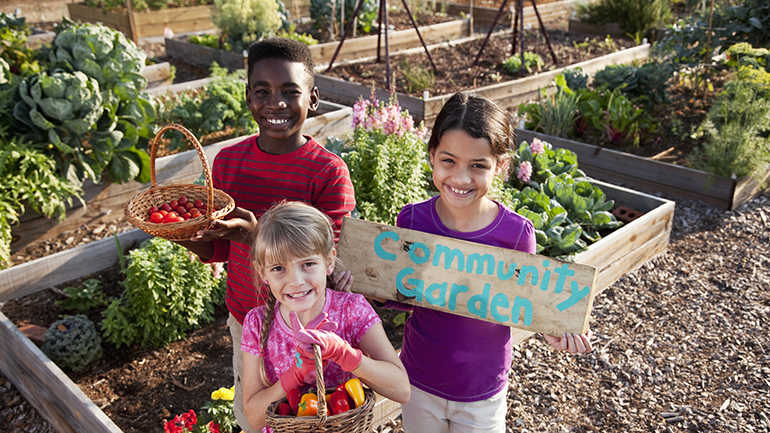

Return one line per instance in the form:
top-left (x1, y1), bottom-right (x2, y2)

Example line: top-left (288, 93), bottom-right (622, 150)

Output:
top-left (556, 281), bottom-right (590, 311)
top-left (375, 231), bottom-right (398, 261)
top-left (396, 267), bottom-right (424, 302)
top-left (511, 296), bottom-right (533, 326)
top-left (490, 293), bottom-right (510, 322)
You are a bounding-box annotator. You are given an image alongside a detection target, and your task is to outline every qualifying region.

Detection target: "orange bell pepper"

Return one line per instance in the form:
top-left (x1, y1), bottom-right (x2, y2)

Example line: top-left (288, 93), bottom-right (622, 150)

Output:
top-left (297, 393), bottom-right (318, 417)
top-left (344, 378), bottom-right (365, 408)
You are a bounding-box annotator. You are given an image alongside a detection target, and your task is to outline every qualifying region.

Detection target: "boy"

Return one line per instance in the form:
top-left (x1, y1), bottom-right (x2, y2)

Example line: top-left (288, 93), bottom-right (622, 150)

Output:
top-left (177, 38), bottom-right (355, 432)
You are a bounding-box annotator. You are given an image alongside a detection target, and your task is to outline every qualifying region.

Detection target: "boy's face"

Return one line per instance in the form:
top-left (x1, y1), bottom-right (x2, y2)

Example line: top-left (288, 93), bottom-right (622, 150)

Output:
top-left (246, 58), bottom-right (320, 153)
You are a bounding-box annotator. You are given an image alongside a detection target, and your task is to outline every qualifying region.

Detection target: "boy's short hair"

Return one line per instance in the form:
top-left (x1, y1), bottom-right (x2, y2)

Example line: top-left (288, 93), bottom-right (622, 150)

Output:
top-left (247, 38), bottom-right (315, 89)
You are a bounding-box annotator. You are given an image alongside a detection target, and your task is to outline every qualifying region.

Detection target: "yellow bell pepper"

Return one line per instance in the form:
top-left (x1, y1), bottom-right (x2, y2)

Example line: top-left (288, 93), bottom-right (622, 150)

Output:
top-left (344, 378), bottom-right (365, 408)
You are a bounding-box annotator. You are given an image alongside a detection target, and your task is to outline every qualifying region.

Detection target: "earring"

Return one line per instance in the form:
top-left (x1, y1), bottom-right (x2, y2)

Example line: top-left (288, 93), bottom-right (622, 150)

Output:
top-left (262, 279), bottom-right (269, 286)
top-left (327, 268), bottom-right (333, 275)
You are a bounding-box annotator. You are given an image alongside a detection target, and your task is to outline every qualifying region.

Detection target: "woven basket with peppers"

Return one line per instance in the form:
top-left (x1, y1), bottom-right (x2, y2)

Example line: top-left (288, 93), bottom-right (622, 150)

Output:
top-left (265, 344), bottom-right (375, 433)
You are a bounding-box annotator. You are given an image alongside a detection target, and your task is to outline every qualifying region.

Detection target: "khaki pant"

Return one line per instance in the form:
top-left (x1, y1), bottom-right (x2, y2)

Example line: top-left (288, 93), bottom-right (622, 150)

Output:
top-left (228, 314), bottom-right (260, 433)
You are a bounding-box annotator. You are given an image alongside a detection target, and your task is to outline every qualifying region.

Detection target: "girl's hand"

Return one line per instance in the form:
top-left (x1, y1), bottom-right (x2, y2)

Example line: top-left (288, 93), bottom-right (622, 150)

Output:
top-left (190, 207), bottom-right (257, 244)
top-left (543, 329), bottom-right (593, 353)
top-left (290, 311), bottom-right (362, 372)
top-left (333, 270), bottom-right (353, 292)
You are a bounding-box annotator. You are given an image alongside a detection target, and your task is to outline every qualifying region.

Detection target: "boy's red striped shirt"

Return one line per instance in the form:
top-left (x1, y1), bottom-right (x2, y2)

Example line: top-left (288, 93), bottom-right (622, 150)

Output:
top-left (206, 135), bottom-right (355, 324)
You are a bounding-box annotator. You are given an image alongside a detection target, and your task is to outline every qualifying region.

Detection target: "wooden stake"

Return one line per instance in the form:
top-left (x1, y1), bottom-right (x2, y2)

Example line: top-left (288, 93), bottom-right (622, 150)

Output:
top-left (125, 0), bottom-right (138, 44)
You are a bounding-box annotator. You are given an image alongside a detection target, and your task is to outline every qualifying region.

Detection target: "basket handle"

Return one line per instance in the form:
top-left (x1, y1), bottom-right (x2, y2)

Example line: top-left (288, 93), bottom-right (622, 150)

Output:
top-left (149, 124), bottom-right (216, 220)
top-left (312, 344), bottom-right (328, 425)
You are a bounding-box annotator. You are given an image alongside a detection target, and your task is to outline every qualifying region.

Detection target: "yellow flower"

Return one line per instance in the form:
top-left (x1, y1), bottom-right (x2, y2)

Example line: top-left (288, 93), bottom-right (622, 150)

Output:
top-left (211, 386), bottom-right (235, 401)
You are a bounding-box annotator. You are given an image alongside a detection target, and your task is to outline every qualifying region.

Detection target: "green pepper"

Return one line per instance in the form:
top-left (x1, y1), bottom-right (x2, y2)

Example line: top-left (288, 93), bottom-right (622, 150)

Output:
top-left (344, 378), bottom-right (365, 408)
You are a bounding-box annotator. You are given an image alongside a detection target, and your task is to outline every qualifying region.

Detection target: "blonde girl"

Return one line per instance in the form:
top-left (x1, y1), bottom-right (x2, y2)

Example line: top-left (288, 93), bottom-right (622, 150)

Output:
top-left (240, 201), bottom-right (410, 432)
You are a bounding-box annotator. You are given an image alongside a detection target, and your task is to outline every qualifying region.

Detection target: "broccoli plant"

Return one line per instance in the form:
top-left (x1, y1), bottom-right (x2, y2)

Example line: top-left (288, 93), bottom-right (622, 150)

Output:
top-left (41, 314), bottom-right (103, 372)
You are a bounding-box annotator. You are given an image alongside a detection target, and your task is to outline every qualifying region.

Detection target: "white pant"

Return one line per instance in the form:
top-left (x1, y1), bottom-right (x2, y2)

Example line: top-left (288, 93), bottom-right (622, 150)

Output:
top-left (228, 314), bottom-right (260, 433)
top-left (401, 384), bottom-right (508, 433)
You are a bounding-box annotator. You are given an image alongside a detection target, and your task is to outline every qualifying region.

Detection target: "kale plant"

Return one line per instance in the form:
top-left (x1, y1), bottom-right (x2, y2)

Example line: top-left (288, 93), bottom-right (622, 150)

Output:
top-left (41, 314), bottom-right (103, 372)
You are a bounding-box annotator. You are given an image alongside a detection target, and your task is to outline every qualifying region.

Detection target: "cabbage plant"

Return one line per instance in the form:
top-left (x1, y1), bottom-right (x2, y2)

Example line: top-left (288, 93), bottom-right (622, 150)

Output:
top-left (12, 21), bottom-right (155, 185)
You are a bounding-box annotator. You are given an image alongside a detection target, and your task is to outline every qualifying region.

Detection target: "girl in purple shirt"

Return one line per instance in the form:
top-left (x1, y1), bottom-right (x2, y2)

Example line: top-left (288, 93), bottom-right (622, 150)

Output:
top-left (240, 201), bottom-right (410, 432)
top-left (389, 93), bottom-right (593, 432)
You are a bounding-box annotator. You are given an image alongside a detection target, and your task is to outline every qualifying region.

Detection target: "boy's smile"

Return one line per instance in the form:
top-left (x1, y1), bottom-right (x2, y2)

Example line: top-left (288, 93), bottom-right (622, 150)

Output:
top-left (246, 58), bottom-right (320, 154)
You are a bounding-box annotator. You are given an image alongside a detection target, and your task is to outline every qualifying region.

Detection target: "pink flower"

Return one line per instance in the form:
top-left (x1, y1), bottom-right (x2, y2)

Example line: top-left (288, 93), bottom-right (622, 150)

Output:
top-left (530, 138), bottom-right (545, 155)
top-left (517, 161), bottom-right (532, 183)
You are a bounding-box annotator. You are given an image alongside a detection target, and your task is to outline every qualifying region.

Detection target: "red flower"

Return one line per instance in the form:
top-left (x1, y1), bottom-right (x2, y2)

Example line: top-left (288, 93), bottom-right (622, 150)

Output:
top-left (181, 410), bottom-right (197, 430)
top-left (208, 422), bottom-right (220, 433)
top-left (164, 415), bottom-right (184, 433)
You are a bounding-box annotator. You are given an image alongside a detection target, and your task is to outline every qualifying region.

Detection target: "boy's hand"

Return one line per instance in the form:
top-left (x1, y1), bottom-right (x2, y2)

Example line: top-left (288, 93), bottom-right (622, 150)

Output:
top-left (190, 207), bottom-right (257, 244)
top-left (332, 270), bottom-right (353, 292)
top-left (543, 329), bottom-right (593, 353)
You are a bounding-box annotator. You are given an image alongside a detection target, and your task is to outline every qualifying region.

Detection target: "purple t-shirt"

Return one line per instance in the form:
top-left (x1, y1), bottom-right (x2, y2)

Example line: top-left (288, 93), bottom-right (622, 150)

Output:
top-left (242, 289), bottom-right (381, 389)
top-left (394, 196), bottom-right (536, 402)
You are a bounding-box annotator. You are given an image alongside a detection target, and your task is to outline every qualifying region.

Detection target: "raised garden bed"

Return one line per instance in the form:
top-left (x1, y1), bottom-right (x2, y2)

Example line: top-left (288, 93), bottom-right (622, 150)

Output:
top-left (67, 3), bottom-right (217, 40)
top-left (8, 100), bottom-right (353, 254)
top-left (0, 179), bottom-right (674, 432)
top-left (317, 38), bottom-right (648, 125)
top-left (164, 17), bottom-right (471, 70)
top-left (515, 129), bottom-right (770, 210)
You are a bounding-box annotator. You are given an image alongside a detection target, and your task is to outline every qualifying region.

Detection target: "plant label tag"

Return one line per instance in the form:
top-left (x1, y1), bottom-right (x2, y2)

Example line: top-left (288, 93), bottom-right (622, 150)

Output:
top-left (338, 217), bottom-right (598, 335)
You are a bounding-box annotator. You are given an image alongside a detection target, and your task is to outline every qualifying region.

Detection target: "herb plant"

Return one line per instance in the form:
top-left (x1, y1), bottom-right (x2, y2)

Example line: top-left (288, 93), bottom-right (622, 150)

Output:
top-left (55, 279), bottom-right (107, 313)
top-left (399, 57), bottom-right (435, 94)
top-left (153, 63), bottom-right (257, 151)
top-left (0, 12), bottom-right (41, 78)
top-left (574, 0), bottom-right (672, 39)
top-left (310, 0), bottom-right (378, 40)
top-left (101, 237), bottom-right (227, 348)
top-left (212, 0), bottom-right (286, 53)
top-left (0, 112), bottom-right (84, 269)
top-left (337, 92), bottom-right (430, 225)
top-left (502, 52), bottom-right (544, 75)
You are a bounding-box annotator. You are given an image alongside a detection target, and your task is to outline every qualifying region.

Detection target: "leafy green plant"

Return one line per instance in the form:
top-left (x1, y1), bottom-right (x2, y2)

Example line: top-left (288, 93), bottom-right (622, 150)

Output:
top-left (562, 67), bottom-right (589, 91)
top-left (689, 67), bottom-right (770, 180)
top-left (55, 279), bottom-right (107, 313)
top-left (212, 0), bottom-right (285, 53)
top-left (579, 87), bottom-right (654, 146)
top-left (724, 43), bottom-right (770, 71)
top-left (189, 34), bottom-right (232, 51)
top-left (310, 0), bottom-right (378, 40)
top-left (14, 22), bottom-right (156, 186)
top-left (518, 74), bottom-right (580, 138)
top-left (500, 138), bottom-right (622, 260)
top-left (592, 61), bottom-right (673, 108)
top-left (153, 63), bottom-right (257, 151)
top-left (502, 52), bottom-right (544, 75)
top-left (0, 112), bottom-right (84, 269)
top-left (399, 57), bottom-right (435, 94)
top-left (0, 12), bottom-right (41, 78)
top-left (337, 92), bottom-right (430, 225)
top-left (101, 237), bottom-right (227, 348)
top-left (41, 314), bottom-right (103, 372)
top-left (574, 0), bottom-right (672, 39)
top-left (276, 23), bottom-right (319, 46)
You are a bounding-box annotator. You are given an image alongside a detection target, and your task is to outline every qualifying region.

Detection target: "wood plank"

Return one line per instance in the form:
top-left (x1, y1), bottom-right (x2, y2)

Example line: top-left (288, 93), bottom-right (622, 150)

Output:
top-left (568, 19), bottom-right (626, 39)
top-left (731, 167), bottom-right (770, 210)
top-left (68, 3), bottom-right (216, 38)
top-left (310, 20), bottom-right (469, 64)
top-left (1, 229), bottom-right (151, 302)
top-left (165, 37), bottom-right (245, 70)
top-left (132, 5), bottom-right (215, 26)
top-left (339, 218), bottom-right (598, 336)
top-left (446, 0), bottom-right (578, 26)
top-left (142, 62), bottom-right (172, 89)
top-left (0, 312), bottom-right (123, 433)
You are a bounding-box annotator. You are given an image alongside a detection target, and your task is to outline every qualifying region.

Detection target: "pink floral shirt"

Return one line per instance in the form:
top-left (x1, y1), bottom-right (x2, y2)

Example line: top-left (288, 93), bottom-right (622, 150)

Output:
top-left (242, 289), bottom-right (380, 391)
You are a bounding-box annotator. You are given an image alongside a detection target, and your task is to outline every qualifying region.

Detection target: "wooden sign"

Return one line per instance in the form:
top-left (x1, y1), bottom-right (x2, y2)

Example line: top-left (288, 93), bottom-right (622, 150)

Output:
top-left (337, 218), bottom-right (598, 335)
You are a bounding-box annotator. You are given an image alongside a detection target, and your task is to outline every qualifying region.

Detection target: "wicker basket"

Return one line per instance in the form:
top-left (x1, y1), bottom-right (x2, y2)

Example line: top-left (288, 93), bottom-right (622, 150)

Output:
top-left (124, 124), bottom-right (235, 241)
top-left (266, 345), bottom-right (376, 433)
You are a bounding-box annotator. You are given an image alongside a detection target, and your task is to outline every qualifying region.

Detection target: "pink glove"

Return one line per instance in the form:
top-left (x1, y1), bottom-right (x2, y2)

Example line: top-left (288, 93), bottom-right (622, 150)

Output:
top-left (280, 312), bottom-right (340, 394)
top-left (290, 311), bottom-right (363, 372)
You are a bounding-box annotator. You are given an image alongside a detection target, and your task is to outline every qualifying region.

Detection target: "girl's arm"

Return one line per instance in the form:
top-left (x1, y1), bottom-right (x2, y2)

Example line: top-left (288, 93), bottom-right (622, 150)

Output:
top-left (242, 351), bottom-right (286, 431)
top-left (349, 322), bottom-right (411, 404)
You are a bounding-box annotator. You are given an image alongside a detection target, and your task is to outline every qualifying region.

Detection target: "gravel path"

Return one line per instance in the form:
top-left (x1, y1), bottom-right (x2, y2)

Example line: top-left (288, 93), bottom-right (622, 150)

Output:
top-left (3, 192), bottom-right (769, 432)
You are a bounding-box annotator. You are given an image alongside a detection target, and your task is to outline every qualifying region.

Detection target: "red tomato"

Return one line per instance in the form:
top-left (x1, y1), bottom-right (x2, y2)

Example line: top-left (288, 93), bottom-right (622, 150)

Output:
top-left (160, 203), bottom-right (172, 212)
top-left (182, 212), bottom-right (192, 220)
top-left (175, 206), bottom-right (187, 215)
top-left (171, 216), bottom-right (185, 223)
top-left (159, 210), bottom-right (169, 216)
top-left (163, 212), bottom-right (178, 223)
top-left (148, 206), bottom-right (158, 215)
top-left (178, 196), bottom-right (188, 206)
top-left (170, 200), bottom-right (179, 209)
top-left (194, 199), bottom-right (204, 208)
top-left (149, 212), bottom-right (164, 223)
top-left (185, 202), bottom-right (194, 211)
